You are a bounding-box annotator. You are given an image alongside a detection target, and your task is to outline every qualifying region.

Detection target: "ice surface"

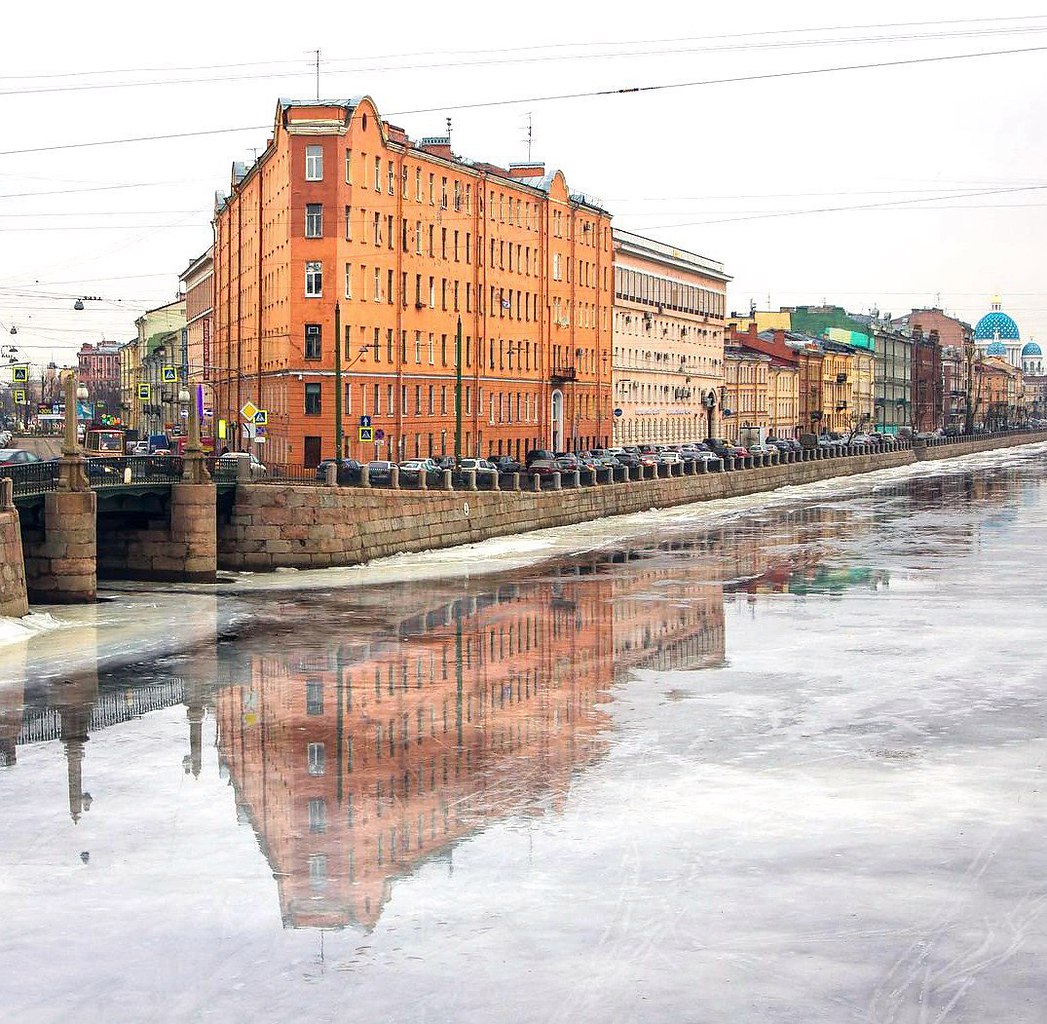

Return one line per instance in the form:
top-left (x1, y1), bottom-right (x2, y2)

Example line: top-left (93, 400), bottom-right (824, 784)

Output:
top-left (1, 445), bottom-right (1046, 1022)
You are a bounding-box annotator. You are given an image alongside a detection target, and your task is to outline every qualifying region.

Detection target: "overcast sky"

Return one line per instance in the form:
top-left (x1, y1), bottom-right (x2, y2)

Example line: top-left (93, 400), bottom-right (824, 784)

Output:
top-left (1, 0), bottom-right (1045, 367)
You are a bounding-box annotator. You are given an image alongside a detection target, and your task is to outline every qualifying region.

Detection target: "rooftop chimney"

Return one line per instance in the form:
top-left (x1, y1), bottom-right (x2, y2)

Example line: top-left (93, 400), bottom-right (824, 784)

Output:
top-left (508, 162), bottom-right (546, 179)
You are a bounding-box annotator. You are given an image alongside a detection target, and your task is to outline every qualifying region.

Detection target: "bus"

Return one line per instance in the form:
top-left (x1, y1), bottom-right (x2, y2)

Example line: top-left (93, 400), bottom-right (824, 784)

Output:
top-left (84, 428), bottom-right (126, 455)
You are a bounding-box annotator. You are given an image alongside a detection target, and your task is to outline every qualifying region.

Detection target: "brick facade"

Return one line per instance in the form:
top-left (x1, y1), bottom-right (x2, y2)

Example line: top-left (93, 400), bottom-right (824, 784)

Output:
top-left (213, 97), bottom-right (613, 468)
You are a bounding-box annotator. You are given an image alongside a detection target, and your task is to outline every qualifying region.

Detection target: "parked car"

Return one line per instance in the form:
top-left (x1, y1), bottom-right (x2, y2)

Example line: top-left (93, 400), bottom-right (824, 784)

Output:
top-left (491, 455), bottom-right (523, 474)
top-left (216, 451), bottom-right (268, 478)
top-left (745, 442), bottom-right (775, 457)
top-left (613, 451), bottom-right (642, 469)
top-left (525, 449), bottom-right (556, 466)
top-left (655, 450), bottom-right (682, 465)
top-left (315, 458), bottom-right (365, 484)
top-left (0, 448), bottom-right (42, 466)
top-left (366, 460), bottom-right (395, 485)
top-left (526, 458), bottom-right (561, 477)
top-left (459, 457), bottom-right (498, 479)
top-left (703, 438), bottom-right (735, 459)
top-left (399, 458), bottom-right (441, 485)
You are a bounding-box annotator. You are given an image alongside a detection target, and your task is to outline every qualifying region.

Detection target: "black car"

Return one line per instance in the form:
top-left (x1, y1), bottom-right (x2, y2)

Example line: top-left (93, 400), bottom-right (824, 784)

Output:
top-left (525, 449), bottom-right (556, 466)
top-left (315, 458), bottom-right (365, 485)
top-left (491, 455), bottom-right (523, 474)
top-left (704, 438), bottom-right (735, 458)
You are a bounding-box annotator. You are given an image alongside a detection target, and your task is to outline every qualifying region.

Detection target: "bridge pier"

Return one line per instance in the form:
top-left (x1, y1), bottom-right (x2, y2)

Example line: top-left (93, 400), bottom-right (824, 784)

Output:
top-left (22, 490), bottom-right (98, 604)
top-left (0, 479), bottom-right (29, 617)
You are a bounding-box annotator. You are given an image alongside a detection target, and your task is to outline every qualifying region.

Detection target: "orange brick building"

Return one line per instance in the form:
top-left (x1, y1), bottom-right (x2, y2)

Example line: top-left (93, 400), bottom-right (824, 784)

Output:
top-left (213, 97), bottom-right (613, 467)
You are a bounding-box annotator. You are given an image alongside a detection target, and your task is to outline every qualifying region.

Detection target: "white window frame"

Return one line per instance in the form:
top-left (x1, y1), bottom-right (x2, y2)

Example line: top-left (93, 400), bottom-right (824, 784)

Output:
top-left (305, 203), bottom-right (323, 238)
top-left (305, 261), bottom-right (323, 297)
top-left (305, 145), bottom-right (323, 181)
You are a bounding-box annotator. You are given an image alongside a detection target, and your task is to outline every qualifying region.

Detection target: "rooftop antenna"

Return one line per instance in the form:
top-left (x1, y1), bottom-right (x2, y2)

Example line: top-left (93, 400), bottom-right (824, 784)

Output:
top-left (315, 49), bottom-right (321, 101)
top-left (446, 117), bottom-right (452, 151)
top-left (525, 112), bottom-right (534, 162)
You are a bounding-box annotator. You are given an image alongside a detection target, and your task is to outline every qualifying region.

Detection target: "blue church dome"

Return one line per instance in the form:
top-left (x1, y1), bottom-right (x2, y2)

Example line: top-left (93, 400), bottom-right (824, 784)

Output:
top-left (985, 341), bottom-right (1008, 356)
top-left (1022, 341), bottom-right (1041, 356)
top-left (974, 309), bottom-right (1020, 341)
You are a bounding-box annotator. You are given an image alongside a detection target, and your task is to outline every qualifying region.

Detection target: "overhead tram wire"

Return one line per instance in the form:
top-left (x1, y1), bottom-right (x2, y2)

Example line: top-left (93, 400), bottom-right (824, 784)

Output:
top-left (1, 12), bottom-right (1044, 85)
top-left (638, 183), bottom-right (1047, 229)
top-left (389, 43), bottom-right (1047, 116)
top-left (3, 23), bottom-right (1047, 98)
top-left (3, 43), bottom-right (1046, 161)
top-left (7, 23), bottom-right (1047, 96)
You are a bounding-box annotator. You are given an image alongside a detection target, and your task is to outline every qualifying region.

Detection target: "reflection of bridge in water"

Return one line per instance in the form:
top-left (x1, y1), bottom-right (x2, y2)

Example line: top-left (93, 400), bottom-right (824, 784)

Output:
top-left (14, 680), bottom-right (186, 748)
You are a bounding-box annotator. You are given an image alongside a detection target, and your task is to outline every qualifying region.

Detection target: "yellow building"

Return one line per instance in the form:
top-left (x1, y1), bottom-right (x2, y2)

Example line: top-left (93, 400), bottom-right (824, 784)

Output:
top-left (726, 309), bottom-right (791, 333)
top-left (723, 347), bottom-right (770, 436)
top-left (850, 348), bottom-right (876, 430)
top-left (119, 339), bottom-right (141, 432)
top-left (767, 361), bottom-right (799, 438)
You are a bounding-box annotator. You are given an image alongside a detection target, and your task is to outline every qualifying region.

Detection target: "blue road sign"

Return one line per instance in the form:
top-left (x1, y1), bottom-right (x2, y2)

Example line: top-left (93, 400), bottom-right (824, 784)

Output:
top-left (360, 415), bottom-right (371, 427)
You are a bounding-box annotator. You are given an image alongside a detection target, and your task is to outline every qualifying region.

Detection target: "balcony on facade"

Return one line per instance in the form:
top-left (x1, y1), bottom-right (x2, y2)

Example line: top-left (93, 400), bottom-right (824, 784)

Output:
top-left (551, 365), bottom-right (577, 383)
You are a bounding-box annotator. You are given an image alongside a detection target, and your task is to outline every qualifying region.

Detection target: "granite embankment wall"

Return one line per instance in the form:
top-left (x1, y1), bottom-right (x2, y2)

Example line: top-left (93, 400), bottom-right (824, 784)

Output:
top-left (0, 480), bottom-right (29, 617)
top-left (216, 449), bottom-right (909, 571)
top-left (218, 432), bottom-right (1047, 572)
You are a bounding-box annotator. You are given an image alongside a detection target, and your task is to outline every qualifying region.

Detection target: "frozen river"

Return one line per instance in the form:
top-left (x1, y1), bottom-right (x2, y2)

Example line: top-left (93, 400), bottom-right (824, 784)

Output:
top-left (2, 445), bottom-right (1047, 1023)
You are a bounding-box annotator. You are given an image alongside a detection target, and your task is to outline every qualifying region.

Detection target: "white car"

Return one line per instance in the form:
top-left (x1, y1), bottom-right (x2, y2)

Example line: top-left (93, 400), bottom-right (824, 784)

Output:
top-left (459, 458), bottom-right (498, 477)
top-left (217, 451), bottom-right (268, 478)
top-left (745, 442), bottom-right (774, 456)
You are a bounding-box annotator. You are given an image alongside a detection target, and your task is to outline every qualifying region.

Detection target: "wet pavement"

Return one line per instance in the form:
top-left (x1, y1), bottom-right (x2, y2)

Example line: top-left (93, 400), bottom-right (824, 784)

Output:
top-left (2, 446), bottom-right (1047, 1023)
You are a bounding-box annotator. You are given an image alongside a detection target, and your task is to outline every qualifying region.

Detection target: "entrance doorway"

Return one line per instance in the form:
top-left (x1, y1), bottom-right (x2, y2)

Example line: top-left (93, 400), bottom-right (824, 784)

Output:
top-left (304, 436), bottom-right (322, 468)
top-left (551, 389), bottom-right (564, 452)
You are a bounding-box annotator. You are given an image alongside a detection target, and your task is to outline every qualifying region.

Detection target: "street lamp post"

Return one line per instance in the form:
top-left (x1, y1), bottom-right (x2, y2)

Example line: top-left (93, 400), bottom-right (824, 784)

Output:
top-left (334, 301), bottom-right (343, 460)
top-left (454, 315), bottom-right (463, 465)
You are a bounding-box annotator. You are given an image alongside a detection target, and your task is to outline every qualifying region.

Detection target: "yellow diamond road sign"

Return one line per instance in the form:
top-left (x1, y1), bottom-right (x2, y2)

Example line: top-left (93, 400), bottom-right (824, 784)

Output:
top-left (240, 401), bottom-right (259, 422)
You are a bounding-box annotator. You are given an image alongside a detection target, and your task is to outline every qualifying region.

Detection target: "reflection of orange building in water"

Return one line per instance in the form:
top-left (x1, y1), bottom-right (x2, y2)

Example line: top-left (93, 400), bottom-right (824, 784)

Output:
top-left (217, 578), bottom-right (615, 930)
top-left (216, 567), bottom-right (726, 931)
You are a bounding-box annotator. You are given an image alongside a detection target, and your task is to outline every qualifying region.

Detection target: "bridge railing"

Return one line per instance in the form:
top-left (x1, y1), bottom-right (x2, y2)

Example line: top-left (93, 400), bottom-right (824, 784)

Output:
top-left (0, 460), bottom-right (59, 498)
top-left (87, 455), bottom-right (185, 487)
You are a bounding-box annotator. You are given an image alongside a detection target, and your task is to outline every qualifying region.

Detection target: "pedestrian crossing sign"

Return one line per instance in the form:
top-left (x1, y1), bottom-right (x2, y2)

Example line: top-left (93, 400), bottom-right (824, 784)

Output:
top-left (138, 383), bottom-right (151, 401)
top-left (12, 365), bottom-right (28, 383)
top-left (162, 365), bottom-right (177, 383)
top-left (359, 426), bottom-right (374, 442)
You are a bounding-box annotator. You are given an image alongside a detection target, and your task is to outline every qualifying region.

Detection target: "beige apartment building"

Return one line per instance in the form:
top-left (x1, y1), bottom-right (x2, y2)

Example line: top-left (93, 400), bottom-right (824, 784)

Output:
top-left (611, 230), bottom-right (729, 446)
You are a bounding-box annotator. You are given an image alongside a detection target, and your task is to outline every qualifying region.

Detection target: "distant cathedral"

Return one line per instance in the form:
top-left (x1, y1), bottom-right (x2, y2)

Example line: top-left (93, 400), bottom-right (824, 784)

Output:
top-left (974, 297), bottom-right (1042, 374)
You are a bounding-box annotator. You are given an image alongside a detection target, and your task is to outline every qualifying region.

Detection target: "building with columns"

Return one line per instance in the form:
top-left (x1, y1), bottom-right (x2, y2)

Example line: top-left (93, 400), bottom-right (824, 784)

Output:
top-left (611, 230), bottom-right (729, 446)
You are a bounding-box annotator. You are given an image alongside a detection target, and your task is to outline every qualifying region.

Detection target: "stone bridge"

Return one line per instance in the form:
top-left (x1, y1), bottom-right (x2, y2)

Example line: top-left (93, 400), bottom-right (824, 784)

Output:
top-left (0, 375), bottom-right (217, 613)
